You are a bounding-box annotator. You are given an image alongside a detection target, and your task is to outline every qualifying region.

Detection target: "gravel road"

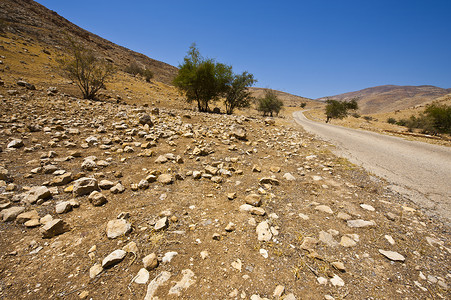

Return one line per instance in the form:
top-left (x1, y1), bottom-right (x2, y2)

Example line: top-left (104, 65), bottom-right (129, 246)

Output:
top-left (293, 110), bottom-right (451, 224)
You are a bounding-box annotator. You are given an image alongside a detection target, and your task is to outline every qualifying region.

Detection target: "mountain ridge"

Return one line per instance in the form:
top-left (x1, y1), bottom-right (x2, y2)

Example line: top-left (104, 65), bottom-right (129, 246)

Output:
top-left (317, 84), bottom-right (451, 114)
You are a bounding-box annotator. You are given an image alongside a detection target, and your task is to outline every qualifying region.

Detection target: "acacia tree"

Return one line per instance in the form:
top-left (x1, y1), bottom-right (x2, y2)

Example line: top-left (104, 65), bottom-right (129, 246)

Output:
top-left (257, 89), bottom-right (284, 117)
top-left (173, 44), bottom-right (232, 112)
top-left (325, 98), bottom-right (358, 123)
top-left (224, 71), bottom-right (256, 114)
top-left (59, 40), bottom-right (114, 100)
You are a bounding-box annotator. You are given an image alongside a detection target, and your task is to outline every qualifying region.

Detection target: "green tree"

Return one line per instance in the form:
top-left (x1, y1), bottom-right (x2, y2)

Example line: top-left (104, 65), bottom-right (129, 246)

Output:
top-left (59, 40), bottom-right (115, 100)
top-left (257, 90), bottom-right (284, 117)
top-left (173, 44), bottom-right (232, 112)
top-left (224, 71), bottom-right (256, 115)
top-left (325, 98), bottom-right (359, 123)
top-left (424, 103), bottom-right (451, 134)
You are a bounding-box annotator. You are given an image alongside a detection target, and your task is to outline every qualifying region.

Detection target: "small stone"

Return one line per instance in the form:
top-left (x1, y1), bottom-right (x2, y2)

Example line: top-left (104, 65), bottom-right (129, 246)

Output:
top-left (168, 269), bottom-right (196, 295)
top-left (40, 214), bottom-right (53, 225)
top-left (331, 261), bottom-right (346, 272)
top-left (55, 201), bottom-right (73, 214)
top-left (379, 249), bottom-right (405, 262)
top-left (227, 192), bottom-right (237, 200)
top-left (143, 253), bottom-right (159, 270)
top-left (259, 177), bottom-right (280, 186)
top-left (225, 222), bottom-right (236, 232)
top-left (102, 249), bottom-right (127, 268)
top-left (144, 271), bottom-right (172, 299)
top-left (315, 205), bottom-right (333, 214)
top-left (317, 277), bottom-right (328, 285)
top-left (231, 259), bottom-right (242, 271)
top-left (157, 174), bottom-right (173, 185)
top-left (24, 219), bottom-right (41, 227)
top-left (106, 219), bottom-right (131, 239)
top-left (88, 191), bottom-right (107, 206)
top-left (7, 139), bottom-right (24, 149)
top-left (273, 285), bottom-right (285, 298)
top-left (347, 219), bottom-right (375, 228)
top-left (330, 274), bottom-right (345, 286)
top-left (99, 180), bottom-right (114, 190)
top-left (89, 264), bottom-right (103, 278)
top-left (212, 233), bottom-right (221, 240)
top-left (138, 179), bottom-right (149, 189)
top-left (162, 251), bottom-right (178, 263)
top-left (256, 221), bottom-right (272, 241)
top-left (73, 177), bottom-right (99, 197)
top-left (155, 217), bottom-right (169, 231)
top-left (360, 203), bottom-right (375, 211)
top-left (230, 125), bottom-right (247, 140)
top-left (134, 268), bottom-right (150, 284)
top-left (259, 249), bottom-right (269, 258)
top-left (110, 182), bottom-right (125, 194)
top-left (51, 173), bottom-right (73, 186)
top-left (239, 204), bottom-right (266, 216)
top-left (283, 173), bottom-right (295, 181)
top-left (2, 206), bottom-right (26, 222)
top-left (123, 241), bottom-right (138, 253)
top-left (245, 194), bottom-right (262, 207)
top-left (81, 159), bottom-right (97, 171)
top-left (340, 235), bottom-right (357, 247)
top-left (319, 231), bottom-right (338, 247)
top-left (79, 291), bottom-right (89, 299)
top-left (16, 210), bottom-right (39, 224)
top-left (337, 212), bottom-right (351, 220)
top-left (300, 237), bottom-right (318, 250)
top-left (22, 186), bottom-right (51, 204)
top-left (384, 235), bottom-right (395, 245)
top-left (40, 219), bottom-right (68, 238)
top-left (200, 251), bottom-right (209, 259)
top-left (139, 114), bottom-right (153, 126)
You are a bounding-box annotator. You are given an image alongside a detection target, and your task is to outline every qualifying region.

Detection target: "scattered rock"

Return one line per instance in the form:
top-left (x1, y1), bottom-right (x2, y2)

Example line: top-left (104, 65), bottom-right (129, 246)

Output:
top-left (256, 221), bottom-right (272, 241)
top-left (7, 139), bottom-right (24, 149)
top-left (379, 249), bottom-right (405, 262)
top-left (102, 249), bottom-right (127, 268)
top-left (40, 219), bottom-right (68, 238)
top-left (347, 219), bottom-right (375, 228)
top-left (245, 194), bottom-right (262, 207)
top-left (154, 217), bottom-right (169, 231)
top-left (106, 219), bottom-right (131, 239)
top-left (134, 268), bottom-right (150, 284)
top-left (73, 177), bottom-right (99, 196)
top-left (88, 191), bottom-right (107, 206)
top-left (143, 253), bottom-right (159, 270)
top-left (2, 206), bottom-right (26, 222)
top-left (168, 269), bottom-right (196, 295)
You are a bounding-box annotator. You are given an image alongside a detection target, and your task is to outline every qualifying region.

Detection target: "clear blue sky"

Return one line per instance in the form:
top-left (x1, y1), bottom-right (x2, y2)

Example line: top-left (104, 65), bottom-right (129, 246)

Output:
top-left (36, 0), bottom-right (450, 99)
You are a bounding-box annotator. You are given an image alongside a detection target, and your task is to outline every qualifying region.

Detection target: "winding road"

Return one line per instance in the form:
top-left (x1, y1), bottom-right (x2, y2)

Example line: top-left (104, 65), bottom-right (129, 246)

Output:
top-left (293, 110), bottom-right (451, 224)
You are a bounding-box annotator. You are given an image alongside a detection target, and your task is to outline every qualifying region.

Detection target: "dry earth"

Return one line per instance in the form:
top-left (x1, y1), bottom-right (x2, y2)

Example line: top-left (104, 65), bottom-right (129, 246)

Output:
top-left (0, 85), bottom-right (450, 300)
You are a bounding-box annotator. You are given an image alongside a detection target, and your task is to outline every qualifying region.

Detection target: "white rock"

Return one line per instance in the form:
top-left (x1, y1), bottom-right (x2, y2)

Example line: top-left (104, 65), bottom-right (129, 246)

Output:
top-left (347, 219), bottom-right (375, 228)
top-left (330, 274), bottom-right (345, 286)
top-left (134, 268), bottom-right (150, 284)
top-left (102, 249), bottom-right (127, 268)
top-left (384, 235), bottom-right (395, 245)
top-left (162, 251), bottom-right (178, 263)
top-left (168, 269), bottom-right (196, 295)
top-left (106, 219), bottom-right (131, 239)
top-left (144, 271), bottom-right (172, 300)
top-left (256, 221), bottom-right (272, 241)
top-left (283, 172), bottom-right (296, 181)
top-left (259, 249), bottom-right (269, 258)
top-left (315, 205), bottom-right (333, 214)
top-left (360, 204), bottom-right (375, 211)
top-left (379, 249), bottom-right (405, 262)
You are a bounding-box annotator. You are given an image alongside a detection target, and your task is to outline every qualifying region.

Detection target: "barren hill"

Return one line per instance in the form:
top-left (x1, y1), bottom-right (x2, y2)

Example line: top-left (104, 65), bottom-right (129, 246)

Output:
top-left (318, 85), bottom-right (451, 114)
top-left (250, 87), bottom-right (313, 107)
top-left (0, 0), bottom-right (178, 84)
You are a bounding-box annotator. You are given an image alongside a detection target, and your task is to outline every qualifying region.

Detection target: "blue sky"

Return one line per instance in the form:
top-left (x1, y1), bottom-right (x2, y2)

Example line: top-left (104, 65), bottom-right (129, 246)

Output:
top-left (36, 0), bottom-right (450, 99)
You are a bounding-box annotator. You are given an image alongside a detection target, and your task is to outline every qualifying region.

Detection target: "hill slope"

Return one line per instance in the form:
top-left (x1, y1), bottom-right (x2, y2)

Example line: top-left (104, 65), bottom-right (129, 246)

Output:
top-left (318, 85), bottom-right (451, 114)
top-left (0, 0), bottom-right (178, 84)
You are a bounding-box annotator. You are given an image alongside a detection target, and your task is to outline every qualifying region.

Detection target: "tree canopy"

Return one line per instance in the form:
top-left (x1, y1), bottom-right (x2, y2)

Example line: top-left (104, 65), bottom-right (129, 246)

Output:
top-left (256, 90), bottom-right (284, 117)
top-left (173, 44), bottom-right (233, 112)
top-left (325, 98), bottom-right (358, 123)
top-left (173, 44), bottom-right (256, 113)
top-left (224, 71), bottom-right (256, 115)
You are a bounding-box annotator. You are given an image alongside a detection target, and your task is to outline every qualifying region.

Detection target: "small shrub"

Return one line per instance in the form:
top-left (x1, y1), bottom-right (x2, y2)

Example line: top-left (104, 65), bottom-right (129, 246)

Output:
top-left (352, 113), bottom-right (361, 118)
top-left (300, 102), bottom-right (307, 108)
top-left (363, 116), bottom-right (373, 121)
top-left (387, 117), bottom-right (396, 124)
top-left (125, 61), bottom-right (154, 82)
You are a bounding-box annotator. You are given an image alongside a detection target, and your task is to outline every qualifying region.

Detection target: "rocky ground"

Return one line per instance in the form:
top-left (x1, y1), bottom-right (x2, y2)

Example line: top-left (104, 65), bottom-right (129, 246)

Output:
top-left (0, 86), bottom-right (450, 300)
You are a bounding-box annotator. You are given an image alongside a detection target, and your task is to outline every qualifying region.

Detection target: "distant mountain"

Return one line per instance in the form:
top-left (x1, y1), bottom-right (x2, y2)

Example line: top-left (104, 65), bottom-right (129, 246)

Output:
top-left (0, 0), bottom-right (178, 84)
top-left (317, 85), bottom-right (451, 114)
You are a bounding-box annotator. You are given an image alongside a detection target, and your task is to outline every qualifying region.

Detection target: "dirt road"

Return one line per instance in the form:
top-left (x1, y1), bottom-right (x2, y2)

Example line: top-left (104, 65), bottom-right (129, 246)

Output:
top-left (293, 110), bottom-right (451, 224)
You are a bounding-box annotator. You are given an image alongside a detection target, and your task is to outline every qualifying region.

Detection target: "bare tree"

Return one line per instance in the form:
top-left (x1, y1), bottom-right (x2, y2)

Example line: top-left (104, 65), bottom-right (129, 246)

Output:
top-left (59, 41), bottom-right (115, 100)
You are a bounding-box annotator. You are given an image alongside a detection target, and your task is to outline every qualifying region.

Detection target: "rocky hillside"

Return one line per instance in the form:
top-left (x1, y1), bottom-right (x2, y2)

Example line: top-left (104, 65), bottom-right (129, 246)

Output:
top-left (250, 88), bottom-right (313, 108)
top-left (318, 85), bottom-right (451, 114)
top-left (0, 86), bottom-right (450, 299)
top-left (0, 0), bottom-right (178, 84)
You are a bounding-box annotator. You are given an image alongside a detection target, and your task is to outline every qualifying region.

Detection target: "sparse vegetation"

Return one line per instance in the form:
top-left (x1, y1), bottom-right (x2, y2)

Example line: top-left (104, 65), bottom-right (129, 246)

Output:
top-left (173, 44), bottom-right (233, 112)
top-left (124, 61), bottom-right (154, 82)
top-left (394, 103), bottom-right (451, 134)
top-left (387, 117), bottom-right (396, 124)
top-left (325, 98), bottom-right (359, 123)
top-left (300, 102), bottom-right (307, 108)
top-left (58, 40), bottom-right (115, 100)
top-left (174, 44), bottom-right (256, 114)
top-left (224, 71), bottom-right (256, 115)
top-left (256, 89), bottom-right (284, 117)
